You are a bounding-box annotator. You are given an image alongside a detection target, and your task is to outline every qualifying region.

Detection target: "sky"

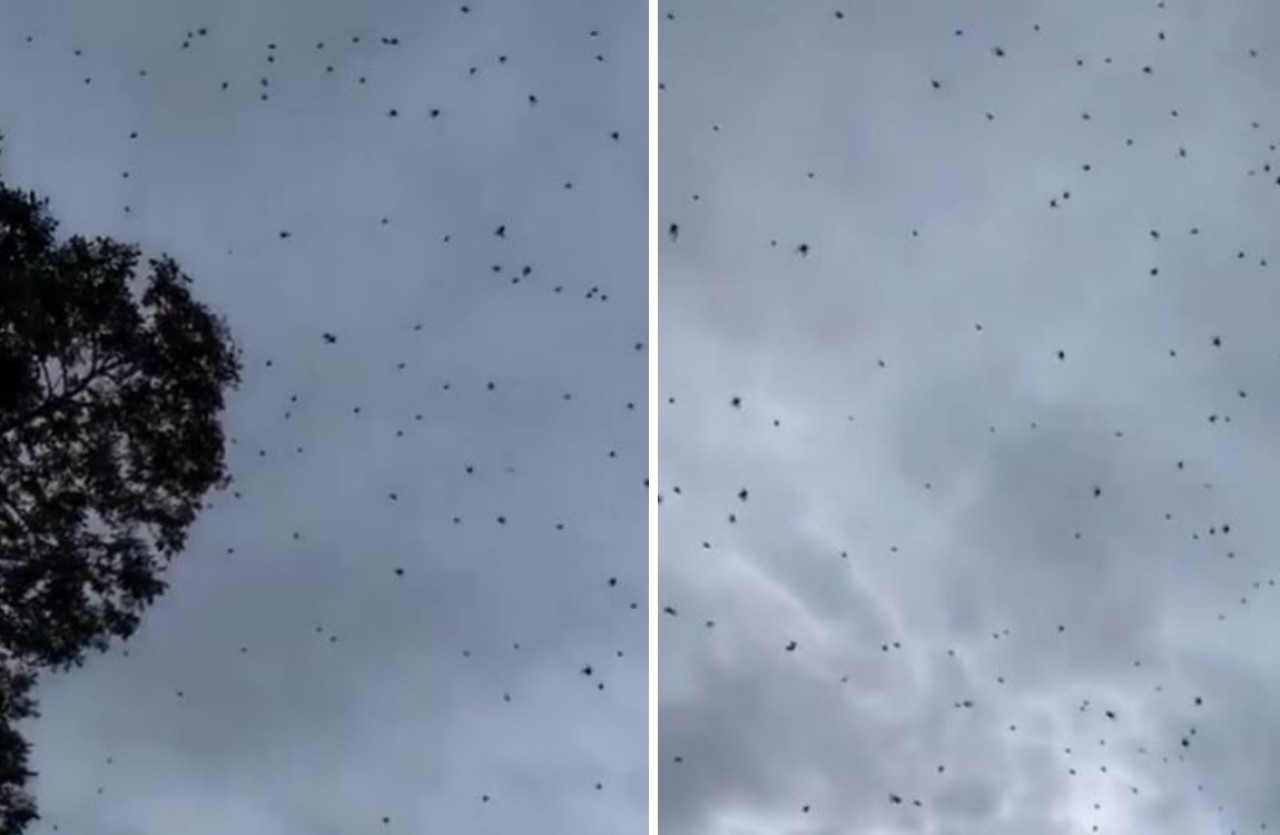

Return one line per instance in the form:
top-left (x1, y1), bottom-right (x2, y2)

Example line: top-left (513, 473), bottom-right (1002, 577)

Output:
top-left (0, 1), bottom-right (646, 833)
top-left (659, 2), bottom-right (1280, 834)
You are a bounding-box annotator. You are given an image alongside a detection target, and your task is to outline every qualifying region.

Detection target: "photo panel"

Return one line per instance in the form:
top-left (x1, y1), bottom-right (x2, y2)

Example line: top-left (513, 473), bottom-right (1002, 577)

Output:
top-left (659, 2), bottom-right (1280, 833)
top-left (0, 1), bottom-right (647, 832)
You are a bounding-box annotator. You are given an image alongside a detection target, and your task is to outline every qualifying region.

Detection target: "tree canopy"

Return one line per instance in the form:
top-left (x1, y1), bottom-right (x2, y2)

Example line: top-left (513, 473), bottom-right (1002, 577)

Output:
top-left (0, 152), bottom-right (241, 832)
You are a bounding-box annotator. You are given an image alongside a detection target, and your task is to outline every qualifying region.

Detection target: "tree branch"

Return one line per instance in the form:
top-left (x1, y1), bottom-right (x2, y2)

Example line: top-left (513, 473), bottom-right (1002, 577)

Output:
top-left (0, 356), bottom-right (127, 437)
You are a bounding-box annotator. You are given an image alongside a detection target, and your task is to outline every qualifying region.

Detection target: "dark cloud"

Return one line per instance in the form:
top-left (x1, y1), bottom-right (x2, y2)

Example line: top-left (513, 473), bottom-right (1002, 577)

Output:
top-left (0, 0), bottom-right (645, 832)
top-left (661, 1), bottom-right (1280, 833)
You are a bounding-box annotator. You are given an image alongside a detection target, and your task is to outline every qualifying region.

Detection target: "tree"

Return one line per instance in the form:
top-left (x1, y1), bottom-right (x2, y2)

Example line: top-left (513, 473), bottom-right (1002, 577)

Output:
top-left (0, 146), bottom-right (241, 832)
top-left (0, 666), bottom-right (36, 835)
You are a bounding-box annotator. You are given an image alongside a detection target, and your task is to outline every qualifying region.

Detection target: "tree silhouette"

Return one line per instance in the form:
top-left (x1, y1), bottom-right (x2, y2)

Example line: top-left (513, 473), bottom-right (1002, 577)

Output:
top-left (0, 147), bottom-right (241, 832)
top-left (0, 666), bottom-right (36, 834)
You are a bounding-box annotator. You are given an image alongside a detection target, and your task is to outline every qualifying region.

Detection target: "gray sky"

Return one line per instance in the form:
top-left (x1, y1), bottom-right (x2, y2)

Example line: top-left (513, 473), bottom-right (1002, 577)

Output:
top-left (660, 2), bottom-right (1280, 834)
top-left (0, 1), bottom-right (645, 833)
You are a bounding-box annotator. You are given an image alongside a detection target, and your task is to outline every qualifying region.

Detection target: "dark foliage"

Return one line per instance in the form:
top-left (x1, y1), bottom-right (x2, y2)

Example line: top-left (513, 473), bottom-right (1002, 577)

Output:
top-left (0, 667), bottom-right (36, 835)
top-left (0, 151), bottom-right (241, 832)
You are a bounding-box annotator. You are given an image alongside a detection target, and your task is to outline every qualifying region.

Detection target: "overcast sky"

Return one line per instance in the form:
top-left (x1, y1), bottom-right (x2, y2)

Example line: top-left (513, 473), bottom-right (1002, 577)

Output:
top-left (0, 1), bottom-right (645, 833)
top-left (659, 2), bottom-right (1280, 834)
